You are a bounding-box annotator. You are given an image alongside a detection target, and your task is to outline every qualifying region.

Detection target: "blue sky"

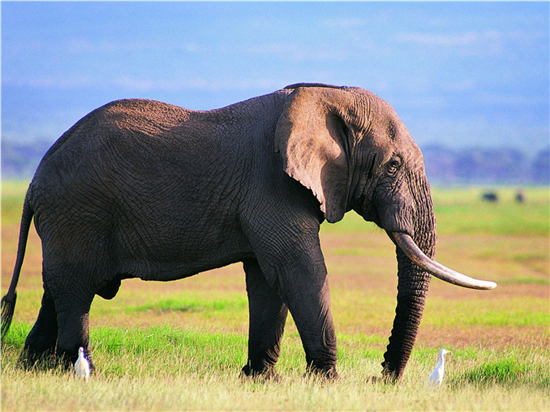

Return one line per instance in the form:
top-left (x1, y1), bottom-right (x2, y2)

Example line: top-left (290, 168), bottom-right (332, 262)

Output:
top-left (2, 1), bottom-right (549, 155)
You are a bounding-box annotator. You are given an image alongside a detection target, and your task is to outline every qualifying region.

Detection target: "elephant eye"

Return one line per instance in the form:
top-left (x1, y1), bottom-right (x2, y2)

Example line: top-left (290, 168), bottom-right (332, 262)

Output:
top-left (386, 156), bottom-right (402, 174)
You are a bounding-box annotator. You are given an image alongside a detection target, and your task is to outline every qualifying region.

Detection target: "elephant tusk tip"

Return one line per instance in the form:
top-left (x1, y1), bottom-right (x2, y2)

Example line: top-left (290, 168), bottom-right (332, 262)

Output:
top-left (482, 281), bottom-right (498, 290)
top-left (468, 279), bottom-right (497, 290)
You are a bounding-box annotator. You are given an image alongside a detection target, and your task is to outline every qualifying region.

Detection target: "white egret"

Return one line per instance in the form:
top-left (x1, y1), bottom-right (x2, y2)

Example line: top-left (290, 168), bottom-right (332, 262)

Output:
top-left (74, 347), bottom-right (91, 382)
top-left (429, 348), bottom-right (450, 387)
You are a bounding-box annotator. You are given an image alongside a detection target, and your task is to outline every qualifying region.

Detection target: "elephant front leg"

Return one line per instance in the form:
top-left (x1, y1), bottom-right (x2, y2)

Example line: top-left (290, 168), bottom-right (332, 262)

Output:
top-left (276, 258), bottom-right (338, 379)
top-left (287, 276), bottom-right (338, 379)
top-left (244, 216), bottom-right (337, 378)
top-left (242, 259), bottom-right (288, 380)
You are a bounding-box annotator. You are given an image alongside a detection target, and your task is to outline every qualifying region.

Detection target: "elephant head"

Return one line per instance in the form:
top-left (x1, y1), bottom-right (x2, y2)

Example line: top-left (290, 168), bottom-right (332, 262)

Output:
top-left (275, 84), bottom-right (495, 381)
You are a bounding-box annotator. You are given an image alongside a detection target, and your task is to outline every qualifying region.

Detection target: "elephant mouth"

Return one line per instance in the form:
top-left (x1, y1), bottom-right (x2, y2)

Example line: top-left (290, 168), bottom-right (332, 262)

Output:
top-left (390, 232), bottom-right (497, 290)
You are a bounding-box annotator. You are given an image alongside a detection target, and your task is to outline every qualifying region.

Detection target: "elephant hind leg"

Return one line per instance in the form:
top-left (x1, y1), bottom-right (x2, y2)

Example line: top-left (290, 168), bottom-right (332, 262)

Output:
top-left (241, 259), bottom-right (288, 380)
top-left (54, 292), bottom-right (95, 371)
top-left (19, 288), bottom-right (58, 369)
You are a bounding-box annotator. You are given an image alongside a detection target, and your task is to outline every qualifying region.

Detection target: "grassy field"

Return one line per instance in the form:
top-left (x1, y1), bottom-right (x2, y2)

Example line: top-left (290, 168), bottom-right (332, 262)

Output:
top-left (1, 181), bottom-right (549, 411)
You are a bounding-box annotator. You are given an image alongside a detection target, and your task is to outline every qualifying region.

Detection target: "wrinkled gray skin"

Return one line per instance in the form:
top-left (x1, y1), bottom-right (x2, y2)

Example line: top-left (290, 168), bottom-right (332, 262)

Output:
top-left (4, 84), bottom-right (441, 381)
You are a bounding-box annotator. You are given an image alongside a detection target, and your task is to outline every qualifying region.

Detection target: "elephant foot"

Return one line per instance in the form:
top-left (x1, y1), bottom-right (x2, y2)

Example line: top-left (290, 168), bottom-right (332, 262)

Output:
top-left (368, 375), bottom-right (396, 385)
top-left (18, 348), bottom-right (57, 371)
top-left (240, 363), bottom-right (281, 382)
top-left (369, 368), bottom-right (400, 384)
top-left (305, 363), bottom-right (339, 380)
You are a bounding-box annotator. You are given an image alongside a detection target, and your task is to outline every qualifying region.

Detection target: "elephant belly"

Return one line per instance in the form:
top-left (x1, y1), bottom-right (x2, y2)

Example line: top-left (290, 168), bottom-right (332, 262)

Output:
top-left (114, 227), bottom-right (254, 282)
top-left (119, 253), bottom-right (250, 282)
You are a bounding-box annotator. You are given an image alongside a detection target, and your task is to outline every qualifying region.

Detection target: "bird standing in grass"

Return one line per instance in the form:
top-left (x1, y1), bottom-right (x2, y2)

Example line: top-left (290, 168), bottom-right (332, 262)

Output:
top-left (74, 347), bottom-right (91, 382)
top-left (429, 348), bottom-right (450, 387)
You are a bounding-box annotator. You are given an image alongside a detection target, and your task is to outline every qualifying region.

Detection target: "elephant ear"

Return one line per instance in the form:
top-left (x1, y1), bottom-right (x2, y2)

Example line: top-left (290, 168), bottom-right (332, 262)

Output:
top-left (275, 87), bottom-right (355, 223)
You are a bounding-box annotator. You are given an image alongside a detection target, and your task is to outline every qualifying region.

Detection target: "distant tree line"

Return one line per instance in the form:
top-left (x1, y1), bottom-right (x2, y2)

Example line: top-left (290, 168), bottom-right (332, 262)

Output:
top-left (2, 139), bottom-right (54, 178)
top-left (1, 139), bottom-right (549, 185)
top-left (2, 138), bottom-right (52, 179)
top-left (422, 145), bottom-right (548, 185)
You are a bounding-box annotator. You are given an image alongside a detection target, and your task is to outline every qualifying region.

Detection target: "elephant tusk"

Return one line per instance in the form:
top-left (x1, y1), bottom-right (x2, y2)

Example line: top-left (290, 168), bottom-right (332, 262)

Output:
top-left (391, 232), bottom-right (497, 290)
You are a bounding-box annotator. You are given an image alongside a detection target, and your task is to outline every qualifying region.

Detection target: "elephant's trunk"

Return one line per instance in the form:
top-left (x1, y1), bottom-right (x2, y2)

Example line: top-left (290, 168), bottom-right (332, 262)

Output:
top-left (381, 253), bottom-right (431, 381)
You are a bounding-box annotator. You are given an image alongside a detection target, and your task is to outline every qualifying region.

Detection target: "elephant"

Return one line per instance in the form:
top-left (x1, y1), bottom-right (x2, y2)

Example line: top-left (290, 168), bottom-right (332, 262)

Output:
top-left (1, 83), bottom-right (496, 382)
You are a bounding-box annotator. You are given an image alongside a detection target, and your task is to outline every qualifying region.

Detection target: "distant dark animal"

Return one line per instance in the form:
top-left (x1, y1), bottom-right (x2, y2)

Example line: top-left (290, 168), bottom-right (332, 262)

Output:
top-left (515, 190), bottom-right (525, 203)
top-left (1, 83), bottom-right (496, 383)
top-left (482, 192), bottom-right (498, 202)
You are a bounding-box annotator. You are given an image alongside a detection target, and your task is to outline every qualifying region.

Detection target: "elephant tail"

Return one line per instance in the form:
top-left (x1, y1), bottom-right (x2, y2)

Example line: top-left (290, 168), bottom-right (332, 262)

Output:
top-left (1, 189), bottom-right (34, 341)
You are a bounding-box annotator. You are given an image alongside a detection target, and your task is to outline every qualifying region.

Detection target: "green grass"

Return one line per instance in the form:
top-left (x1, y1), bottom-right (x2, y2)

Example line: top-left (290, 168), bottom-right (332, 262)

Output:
top-left (459, 357), bottom-right (530, 386)
top-left (498, 277), bottom-right (549, 285)
top-left (1, 180), bottom-right (31, 225)
top-left (423, 297), bottom-right (550, 327)
top-left (431, 186), bottom-right (549, 236)
top-left (133, 296), bottom-right (248, 313)
top-left (2, 322), bottom-right (549, 411)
